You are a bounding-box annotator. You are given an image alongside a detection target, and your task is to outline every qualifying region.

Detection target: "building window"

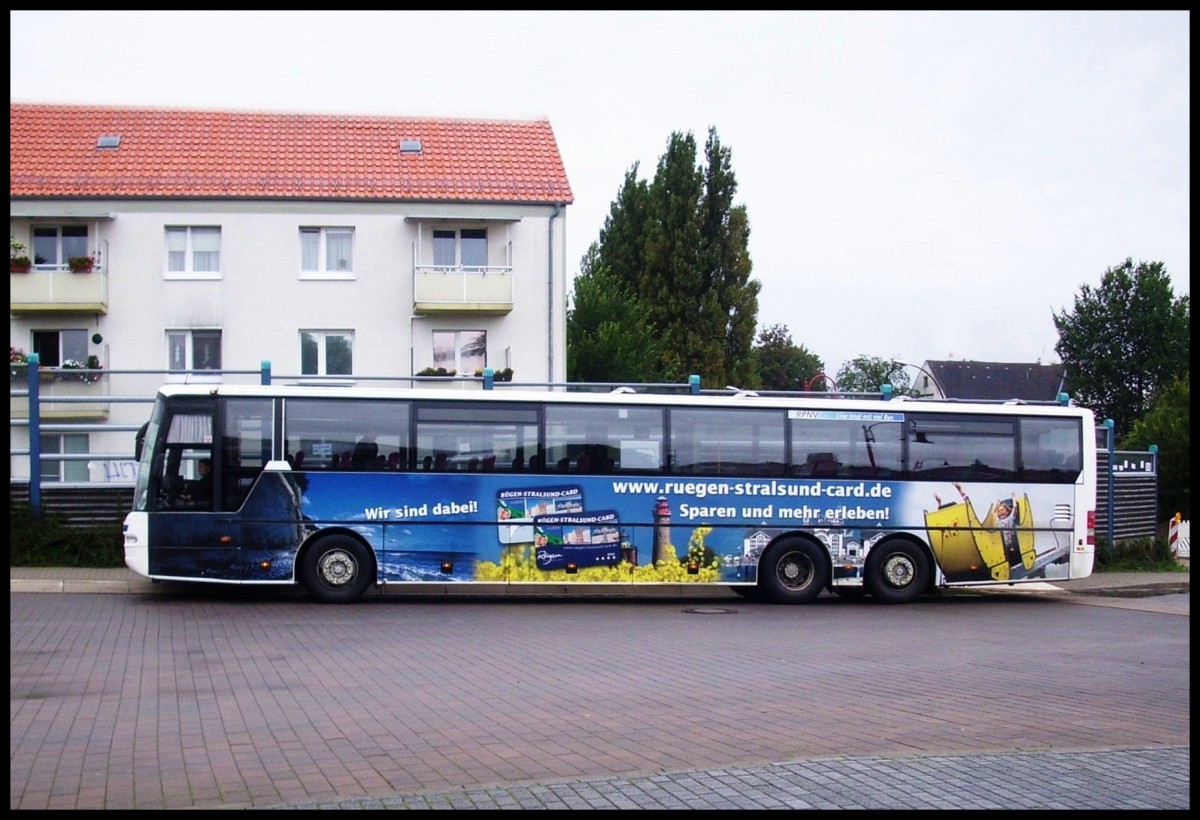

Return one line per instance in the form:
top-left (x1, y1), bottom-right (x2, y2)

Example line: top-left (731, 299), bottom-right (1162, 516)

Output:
top-left (166, 227), bottom-right (221, 275)
top-left (301, 330), bottom-right (354, 376)
top-left (300, 227), bottom-right (354, 277)
top-left (32, 226), bottom-right (88, 269)
top-left (167, 330), bottom-right (222, 371)
top-left (433, 330), bottom-right (486, 374)
top-left (433, 228), bottom-right (488, 270)
top-left (40, 434), bottom-right (89, 483)
top-left (32, 329), bottom-right (87, 367)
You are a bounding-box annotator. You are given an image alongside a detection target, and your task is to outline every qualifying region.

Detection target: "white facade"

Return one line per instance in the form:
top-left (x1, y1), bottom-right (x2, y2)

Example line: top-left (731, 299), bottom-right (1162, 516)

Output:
top-left (10, 198), bottom-right (570, 483)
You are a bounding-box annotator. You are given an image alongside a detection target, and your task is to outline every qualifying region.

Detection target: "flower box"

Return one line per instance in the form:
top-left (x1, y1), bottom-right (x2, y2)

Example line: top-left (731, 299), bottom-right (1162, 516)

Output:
top-left (11, 239), bottom-right (31, 272)
top-left (68, 255), bottom-right (95, 273)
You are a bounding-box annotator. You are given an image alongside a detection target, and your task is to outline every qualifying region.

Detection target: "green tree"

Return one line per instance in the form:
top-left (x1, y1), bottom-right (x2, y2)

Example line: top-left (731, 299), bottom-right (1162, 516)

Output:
top-left (642, 131), bottom-right (707, 380)
top-left (589, 127), bottom-right (759, 386)
top-left (593, 166), bottom-right (651, 294)
top-left (1053, 259), bottom-right (1189, 436)
top-left (566, 254), bottom-right (662, 382)
top-left (750, 324), bottom-right (824, 390)
top-left (835, 356), bottom-right (915, 395)
top-left (1120, 373), bottom-right (1189, 520)
top-left (698, 131), bottom-right (759, 388)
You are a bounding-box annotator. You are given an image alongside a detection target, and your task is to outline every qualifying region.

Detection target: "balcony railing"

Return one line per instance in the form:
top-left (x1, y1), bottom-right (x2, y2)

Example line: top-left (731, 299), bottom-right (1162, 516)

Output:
top-left (10, 265), bottom-right (109, 313)
top-left (413, 265), bottom-right (513, 314)
top-left (10, 375), bottom-right (111, 420)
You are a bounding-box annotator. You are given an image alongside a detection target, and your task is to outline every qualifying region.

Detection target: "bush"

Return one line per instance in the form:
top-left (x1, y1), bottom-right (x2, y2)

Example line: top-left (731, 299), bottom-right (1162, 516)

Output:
top-left (472, 367), bottom-right (514, 381)
top-left (1092, 535), bottom-right (1184, 573)
top-left (9, 503), bottom-right (124, 568)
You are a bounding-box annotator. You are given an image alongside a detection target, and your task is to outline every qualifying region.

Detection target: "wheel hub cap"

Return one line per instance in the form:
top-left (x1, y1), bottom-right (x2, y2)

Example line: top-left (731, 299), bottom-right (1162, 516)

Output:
top-left (319, 551), bottom-right (356, 586)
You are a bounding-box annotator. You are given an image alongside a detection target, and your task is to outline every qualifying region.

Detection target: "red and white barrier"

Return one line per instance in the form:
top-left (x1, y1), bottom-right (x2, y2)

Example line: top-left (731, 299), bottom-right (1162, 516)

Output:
top-left (1168, 517), bottom-right (1190, 558)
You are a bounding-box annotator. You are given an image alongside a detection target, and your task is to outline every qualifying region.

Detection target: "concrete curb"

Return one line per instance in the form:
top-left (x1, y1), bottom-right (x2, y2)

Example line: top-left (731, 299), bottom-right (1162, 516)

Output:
top-left (10, 568), bottom-right (1188, 598)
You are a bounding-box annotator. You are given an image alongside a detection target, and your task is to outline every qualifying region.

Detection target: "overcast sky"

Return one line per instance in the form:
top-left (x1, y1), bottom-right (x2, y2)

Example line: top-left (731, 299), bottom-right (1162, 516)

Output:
top-left (11, 11), bottom-right (1189, 380)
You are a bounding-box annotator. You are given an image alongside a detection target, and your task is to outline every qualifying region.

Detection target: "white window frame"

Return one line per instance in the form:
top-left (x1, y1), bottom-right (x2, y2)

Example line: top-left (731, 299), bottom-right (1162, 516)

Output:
top-left (432, 228), bottom-right (488, 270)
top-left (32, 225), bottom-right (89, 270)
top-left (165, 226), bottom-right (222, 279)
top-left (167, 330), bottom-right (223, 375)
top-left (432, 329), bottom-right (487, 374)
top-left (300, 227), bottom-right (355, 279)
top-left (31, 329), bottom-right (88, 368)
top-left (39, 433), bottom-right (89, 483)
top-left (301, 330), bottom-right (355, 377)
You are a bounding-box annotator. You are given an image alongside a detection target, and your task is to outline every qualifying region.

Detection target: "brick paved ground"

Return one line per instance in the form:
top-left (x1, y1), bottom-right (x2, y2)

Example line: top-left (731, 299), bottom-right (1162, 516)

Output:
top-left (10, 583), bottom-right (1190, 810)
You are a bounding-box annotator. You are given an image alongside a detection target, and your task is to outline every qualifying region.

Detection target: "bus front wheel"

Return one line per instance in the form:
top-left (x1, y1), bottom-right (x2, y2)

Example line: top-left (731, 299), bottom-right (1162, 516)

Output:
top-left (300, 535), bottom-right (374, 604)
top-left (759, 537), bottom-right (829, 604)
top-left (864, 539), bottom-right (930, 604)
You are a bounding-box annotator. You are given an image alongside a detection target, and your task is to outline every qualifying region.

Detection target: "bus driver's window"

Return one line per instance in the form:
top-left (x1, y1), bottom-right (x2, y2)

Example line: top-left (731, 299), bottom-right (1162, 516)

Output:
top-left (156, 411), bottom-right (213, 510)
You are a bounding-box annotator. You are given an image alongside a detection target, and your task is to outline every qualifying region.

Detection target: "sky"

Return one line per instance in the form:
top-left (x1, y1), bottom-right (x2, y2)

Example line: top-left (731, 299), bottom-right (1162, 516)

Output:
top-left (10, 11), bottom-right (1189, 381)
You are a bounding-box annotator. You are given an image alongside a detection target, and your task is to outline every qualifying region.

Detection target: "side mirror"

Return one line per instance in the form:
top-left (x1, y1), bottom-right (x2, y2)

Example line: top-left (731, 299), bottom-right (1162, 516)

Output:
top-left (134, 422), bottom-right (149, 461)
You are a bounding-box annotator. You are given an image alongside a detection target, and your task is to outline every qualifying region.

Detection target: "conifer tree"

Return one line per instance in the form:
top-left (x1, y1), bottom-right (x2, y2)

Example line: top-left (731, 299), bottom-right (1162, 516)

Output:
top-left (574, 127), bottom-right (759, 386)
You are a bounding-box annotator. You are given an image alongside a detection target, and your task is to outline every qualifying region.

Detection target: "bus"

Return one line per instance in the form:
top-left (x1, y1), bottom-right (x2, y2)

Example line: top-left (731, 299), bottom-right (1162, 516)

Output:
top-left (122, 382), bottom-right (1097, 604)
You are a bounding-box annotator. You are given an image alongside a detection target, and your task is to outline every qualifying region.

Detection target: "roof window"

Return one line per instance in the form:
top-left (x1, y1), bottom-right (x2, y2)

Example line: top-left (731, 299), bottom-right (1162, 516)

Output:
top-left (96, 135), bottom-right (121, 149)
top-left (399, 139), bottom-right (422, 154)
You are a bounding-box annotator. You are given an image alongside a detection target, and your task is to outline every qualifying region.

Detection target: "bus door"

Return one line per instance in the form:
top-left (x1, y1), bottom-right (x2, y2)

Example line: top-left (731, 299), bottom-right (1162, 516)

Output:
top-left (216, 397), bottom-right (307, 582)
top-left (217, 397), bottom-right (275, 513)
top-left (144, 396), bottom-right (233, 579)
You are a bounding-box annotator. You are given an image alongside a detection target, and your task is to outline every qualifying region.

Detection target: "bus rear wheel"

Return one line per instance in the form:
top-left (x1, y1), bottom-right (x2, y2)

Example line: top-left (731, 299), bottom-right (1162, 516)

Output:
top-left (864, 539), bottom-right (929, 604)
top-left (759, 537), bottom-right (829, 604)
top-left (300, 535), bottom-right (374, 603)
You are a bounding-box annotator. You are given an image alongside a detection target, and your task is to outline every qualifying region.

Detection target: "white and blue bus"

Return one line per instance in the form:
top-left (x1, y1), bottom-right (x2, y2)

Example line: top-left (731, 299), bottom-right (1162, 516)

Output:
top-left (123, 382), bottom-right (1097, 604)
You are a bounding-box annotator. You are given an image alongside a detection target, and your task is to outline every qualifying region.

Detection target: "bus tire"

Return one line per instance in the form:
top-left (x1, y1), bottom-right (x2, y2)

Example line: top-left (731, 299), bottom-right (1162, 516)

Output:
top-left (759, 536), bottom-right (829, 604)
top-left (300, 534), bottom-right (374, 604)
top-left (864, 539), bottom-right (929, 605)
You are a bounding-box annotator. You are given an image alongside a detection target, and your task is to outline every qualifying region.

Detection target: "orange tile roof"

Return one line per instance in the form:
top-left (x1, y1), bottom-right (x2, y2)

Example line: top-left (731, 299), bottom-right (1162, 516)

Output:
top-left (10, 103), bottom-right (573, 204)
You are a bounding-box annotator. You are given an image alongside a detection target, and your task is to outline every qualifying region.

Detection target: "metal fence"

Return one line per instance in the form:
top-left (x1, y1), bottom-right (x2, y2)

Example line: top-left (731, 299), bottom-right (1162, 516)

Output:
top-left (11, 359), bottom-right (1159, 539)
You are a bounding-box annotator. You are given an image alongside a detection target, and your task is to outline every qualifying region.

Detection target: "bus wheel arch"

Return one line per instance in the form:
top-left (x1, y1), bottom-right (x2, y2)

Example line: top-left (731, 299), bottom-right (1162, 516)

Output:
top-left (758, 534), bottom-right (830, 604)
top-left (298, 530), bottom-right (376, 604)
top-left (864, 537), bottom-right (931, 604)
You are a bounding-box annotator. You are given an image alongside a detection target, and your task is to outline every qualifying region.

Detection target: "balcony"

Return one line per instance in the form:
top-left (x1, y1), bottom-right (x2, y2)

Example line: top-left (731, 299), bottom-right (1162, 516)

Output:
top-left (10, 264), bottom-right (108, 314)
top-left (10, 378), bottom-right (111, 420)
top-left (413, 265), bottom-right (513, 314)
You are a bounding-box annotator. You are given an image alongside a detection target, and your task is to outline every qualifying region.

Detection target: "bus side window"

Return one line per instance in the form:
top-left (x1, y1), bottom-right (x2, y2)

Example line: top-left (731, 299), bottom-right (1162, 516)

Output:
top-left (802, 452), bottom-right (840, 477)
top-left (351, 441), bottom-right (377, 470)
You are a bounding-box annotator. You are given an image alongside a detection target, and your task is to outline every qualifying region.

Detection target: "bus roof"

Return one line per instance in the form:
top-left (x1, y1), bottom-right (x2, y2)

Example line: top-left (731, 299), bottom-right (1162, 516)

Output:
top-left (153, 382), bottom-right (1094, 419)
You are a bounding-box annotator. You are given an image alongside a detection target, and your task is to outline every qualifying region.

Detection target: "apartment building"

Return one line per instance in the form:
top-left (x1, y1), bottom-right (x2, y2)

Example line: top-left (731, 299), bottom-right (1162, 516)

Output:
top-left (10, 103), bottom-right (574, 484)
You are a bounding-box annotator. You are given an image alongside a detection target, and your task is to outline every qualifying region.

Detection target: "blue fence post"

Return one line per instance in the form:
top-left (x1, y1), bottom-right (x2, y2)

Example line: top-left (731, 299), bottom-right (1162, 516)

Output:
top-left (689, 375), bottom-right (700, 395)
top-left (483, 367), bottom-right (494, 390)
top-left (27, 353), bottom-right (41, 519)
top-left (261, 360), bottom-right (271, 385)
top-left (1103, 418), bottom-right (1115, 543)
